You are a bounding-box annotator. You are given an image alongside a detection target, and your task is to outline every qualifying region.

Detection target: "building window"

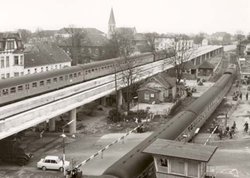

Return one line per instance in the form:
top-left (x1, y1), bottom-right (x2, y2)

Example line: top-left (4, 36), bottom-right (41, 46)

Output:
top-left (14, 56), bottom-right (19, 65)
top-left (14, 72), bottom-right (19, 77)
top-left (6, 41), bottom-right (15, 50)
top-left (20, 56), bottom-right (24, 65)
top-left (144, 93), bottom-right (150, 100)
top-left (1, 59), bottom-right (4, 68)
top-left (32, 82), bottom-right (37, 88)
top-left (6, 56), bottom-right (9, 67)
top-left (6, 73), bottom-right (10, 78)
top-left (150, 93), bottom-right (155, 98)
top-left (1, 74), bottom-right (5, 79)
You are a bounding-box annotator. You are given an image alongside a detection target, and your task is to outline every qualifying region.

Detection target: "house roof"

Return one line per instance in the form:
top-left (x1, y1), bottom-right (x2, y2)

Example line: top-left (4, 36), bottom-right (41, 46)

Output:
top-left (0, 32), bottom-right (21, 40)
top-left (143, 139), bottom-right (218, 162)
top-left (58, 28), bottom-right (108, 47)
top-left (153, 72), bottom-right (176, 89)
top-left (24, 42), bottom-right (72, 67)
top-left (198, 60), bottom-right (214, 69)
top-left (138, 72), bottom-right (176, 91)
top-left (116, 27), bottom-right (137, 35)
top-left (137, 86), bottom-right (161, 92)
top-left (184, 61), bottom-right (196, 70)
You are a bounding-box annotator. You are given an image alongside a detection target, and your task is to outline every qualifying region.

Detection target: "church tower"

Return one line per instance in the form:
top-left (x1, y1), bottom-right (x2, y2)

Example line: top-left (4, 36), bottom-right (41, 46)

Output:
top-left (108, 8), bottom-right (116, 39)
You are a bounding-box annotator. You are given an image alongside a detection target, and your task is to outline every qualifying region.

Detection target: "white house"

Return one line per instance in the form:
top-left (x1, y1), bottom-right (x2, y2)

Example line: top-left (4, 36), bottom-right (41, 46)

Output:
top-left (0, 33), bottom-right (25, 79)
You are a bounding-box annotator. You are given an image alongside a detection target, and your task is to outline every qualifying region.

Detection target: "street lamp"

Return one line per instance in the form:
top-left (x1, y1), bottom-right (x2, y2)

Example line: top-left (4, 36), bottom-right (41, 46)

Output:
top-left (61, 133), bottom-right (66, 177)
top-left (61, 119), bottom-right (75, 177)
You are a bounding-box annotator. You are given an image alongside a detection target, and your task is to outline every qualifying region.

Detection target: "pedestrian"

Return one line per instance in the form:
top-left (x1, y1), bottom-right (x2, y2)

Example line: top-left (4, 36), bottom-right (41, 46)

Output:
top-left (229, 129), bottom-right (233, 139)
top-left (225, 125), bottom-right (230, 135)
top-left (240, 92), bottom-right (242, 100)
top-left (244, 121), bottom-right (249, 133)
top-left (246, 92), bottom-right (248, 100)
top-left (232, 121), bottom-right (236, 130)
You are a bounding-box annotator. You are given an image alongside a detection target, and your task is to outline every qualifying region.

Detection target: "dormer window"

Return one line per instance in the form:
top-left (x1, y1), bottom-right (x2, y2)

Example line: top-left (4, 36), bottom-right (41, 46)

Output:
top-left (6, 40), bottom-right (15, 50)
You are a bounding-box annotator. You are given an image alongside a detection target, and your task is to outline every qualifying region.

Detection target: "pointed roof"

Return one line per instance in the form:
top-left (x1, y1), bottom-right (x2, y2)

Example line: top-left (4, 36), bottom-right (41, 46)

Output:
top-left (108, 8), bottom-right (116, 25)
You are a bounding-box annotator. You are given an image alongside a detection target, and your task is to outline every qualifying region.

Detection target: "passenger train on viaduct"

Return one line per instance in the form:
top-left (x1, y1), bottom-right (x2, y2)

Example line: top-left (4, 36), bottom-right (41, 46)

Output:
top-left (0, 51), bottom-right (173, 106)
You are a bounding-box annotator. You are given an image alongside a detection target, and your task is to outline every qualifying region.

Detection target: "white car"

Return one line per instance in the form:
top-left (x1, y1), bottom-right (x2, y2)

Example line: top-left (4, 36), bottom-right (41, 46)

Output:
top-left (37, 155), bottom-right (70, 172)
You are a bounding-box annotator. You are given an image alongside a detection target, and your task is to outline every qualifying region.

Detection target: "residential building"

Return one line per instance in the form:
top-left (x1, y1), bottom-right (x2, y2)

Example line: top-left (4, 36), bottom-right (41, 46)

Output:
top-left (154, 37), bottom-right (175, 51)
top-left (0, 33), bottom-right (25, 80)
top-left (137, 72), bottom-right (176, 104)
top-left (56, 27), bottom-right (109, 64)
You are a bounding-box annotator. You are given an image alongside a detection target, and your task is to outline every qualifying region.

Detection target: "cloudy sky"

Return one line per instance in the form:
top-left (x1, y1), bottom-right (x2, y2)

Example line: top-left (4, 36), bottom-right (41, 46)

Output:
top-left (1, 0), bottom-right (250, 34)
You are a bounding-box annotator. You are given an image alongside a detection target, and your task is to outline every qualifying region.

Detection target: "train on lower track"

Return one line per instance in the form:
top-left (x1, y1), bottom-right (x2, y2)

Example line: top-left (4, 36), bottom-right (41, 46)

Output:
top-left (100, 64), bottom-right (237, 178)
top-left (0, 51), bottom-right (174, 106)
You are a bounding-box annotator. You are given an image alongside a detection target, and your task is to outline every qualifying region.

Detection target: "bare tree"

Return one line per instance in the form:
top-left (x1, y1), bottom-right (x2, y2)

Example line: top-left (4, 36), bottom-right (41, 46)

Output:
top-left (171, 37), bottom-right (194, 84)
top-left (17, 29), bottom-right (32, 43)
top-left (144, 32), bottom-right (158, 59)
top-left (62, 26), bottom-right (87, 65)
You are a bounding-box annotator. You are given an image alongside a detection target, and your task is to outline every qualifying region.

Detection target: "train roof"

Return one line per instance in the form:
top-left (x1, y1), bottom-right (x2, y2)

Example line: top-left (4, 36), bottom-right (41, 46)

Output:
top-left (0, 66), bottom-right (82, 89)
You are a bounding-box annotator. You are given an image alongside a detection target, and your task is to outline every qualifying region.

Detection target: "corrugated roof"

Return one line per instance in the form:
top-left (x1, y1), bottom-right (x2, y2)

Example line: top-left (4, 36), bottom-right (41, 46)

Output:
top-left (143, 139), bottom-right (217, 162)
top-left (198, 60), bottom-right (214, 69)
top-left (24, 42), bottom-right (71, 67)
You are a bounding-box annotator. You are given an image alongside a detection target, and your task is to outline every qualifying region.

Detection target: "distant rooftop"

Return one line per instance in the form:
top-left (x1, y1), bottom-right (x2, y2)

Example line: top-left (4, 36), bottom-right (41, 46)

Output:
top-left (143, 139), bottom-right (217, 162)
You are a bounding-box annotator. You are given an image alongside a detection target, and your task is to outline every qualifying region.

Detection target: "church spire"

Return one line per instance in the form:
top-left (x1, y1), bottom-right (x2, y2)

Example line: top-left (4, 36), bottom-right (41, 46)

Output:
top-left (108, 8), bottom-right (116, 25)
top-left (108, 8), bottom-right (116, 39)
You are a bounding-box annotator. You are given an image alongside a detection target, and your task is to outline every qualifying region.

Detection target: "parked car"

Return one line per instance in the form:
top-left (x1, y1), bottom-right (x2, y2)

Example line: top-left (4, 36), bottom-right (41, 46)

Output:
top-left (37, 155), bottom-right (70, 172)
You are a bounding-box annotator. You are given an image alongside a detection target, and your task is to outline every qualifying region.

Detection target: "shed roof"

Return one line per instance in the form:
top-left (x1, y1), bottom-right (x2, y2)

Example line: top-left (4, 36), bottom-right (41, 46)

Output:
top-left (198, 61), bottom-right (214, 69)
top-left (143, 139), bottom-right (217, 162)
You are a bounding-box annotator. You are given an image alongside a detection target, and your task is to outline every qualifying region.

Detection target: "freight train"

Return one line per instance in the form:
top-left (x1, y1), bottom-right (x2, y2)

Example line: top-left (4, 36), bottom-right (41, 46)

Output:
top-left (100, 64), bottom-right (236, 178)
top-left (0, 51), bottom-right (174, 106)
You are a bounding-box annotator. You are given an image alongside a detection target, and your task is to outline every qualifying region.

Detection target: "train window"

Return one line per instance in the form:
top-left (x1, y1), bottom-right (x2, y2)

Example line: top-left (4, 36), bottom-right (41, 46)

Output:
top-left (17, 85), bottom-right (23, 91)
top-left (53, 78), bottom-right (57, 82)
top-left (40, 81), bottom-right (45, 86)
top-left (69, 74), bottom-right (73, 79)
top-left (32, 82), bottom-right (37, 88)
top-left (73, 73), bottom-right (77, 78)
top-left (47, 79), bottom-right (51, 84)
top-left (2, 89), bottom-right (8, 95)
top-left (25, 84), bottom-right (29, 90)
top-left (65, 75), bottom-right (68, 80)
top-left (59, 76), bottom-right (63, 81)
top-left (10, 87), bottom-right (16, 93)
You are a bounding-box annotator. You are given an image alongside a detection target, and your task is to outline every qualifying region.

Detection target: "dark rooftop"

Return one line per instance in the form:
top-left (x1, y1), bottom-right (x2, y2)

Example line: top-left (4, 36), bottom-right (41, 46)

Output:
top-left (24, 42), bottom-right (71, 67)
top-left (143, 139), bottom-right (217, 162)
top-left (198, 60), bottom-right (214, 69)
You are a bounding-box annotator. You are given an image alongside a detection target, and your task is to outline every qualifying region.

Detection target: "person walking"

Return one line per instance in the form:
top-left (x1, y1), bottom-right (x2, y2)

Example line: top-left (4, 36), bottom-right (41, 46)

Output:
top-left (246, 92), bottom-right (248, 100)
top-left (244, 121), bottom-right (249, 133)
top-left (240, 92), bottom-right (242, 100)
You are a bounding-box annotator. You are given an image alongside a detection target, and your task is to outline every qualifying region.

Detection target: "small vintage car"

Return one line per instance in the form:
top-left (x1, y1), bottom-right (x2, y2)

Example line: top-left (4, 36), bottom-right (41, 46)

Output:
top-left (37, 155), bottom-right (70, 172)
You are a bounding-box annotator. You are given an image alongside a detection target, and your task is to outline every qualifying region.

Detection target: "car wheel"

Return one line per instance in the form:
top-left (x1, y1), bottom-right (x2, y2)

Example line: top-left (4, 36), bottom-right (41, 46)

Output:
top-left (42, 166), bottom-right (46, 171)
top-left (59, 167), bottom-right (64, 172)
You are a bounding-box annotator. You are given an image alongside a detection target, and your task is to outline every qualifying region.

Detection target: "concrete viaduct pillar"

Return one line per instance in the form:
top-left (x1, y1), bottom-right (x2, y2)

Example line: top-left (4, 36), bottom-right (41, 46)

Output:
top-left (49, 118), bottom-right (56, 132)
top-left (69, 109), bottom-right (77, 134)
top-left (118, 90), bottom-right (123, 110)
top-left (101, 96), bottom-right (107, 106)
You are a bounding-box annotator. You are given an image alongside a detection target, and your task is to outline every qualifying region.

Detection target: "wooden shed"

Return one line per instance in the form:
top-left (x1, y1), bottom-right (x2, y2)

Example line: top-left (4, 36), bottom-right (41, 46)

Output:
top-left (143, 139), bottom-right (217, 178)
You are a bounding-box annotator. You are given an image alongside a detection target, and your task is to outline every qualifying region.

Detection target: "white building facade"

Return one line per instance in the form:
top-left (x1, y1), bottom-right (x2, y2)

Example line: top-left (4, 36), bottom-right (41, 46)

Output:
top-left (0, 33), bottom-right (25, 79)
